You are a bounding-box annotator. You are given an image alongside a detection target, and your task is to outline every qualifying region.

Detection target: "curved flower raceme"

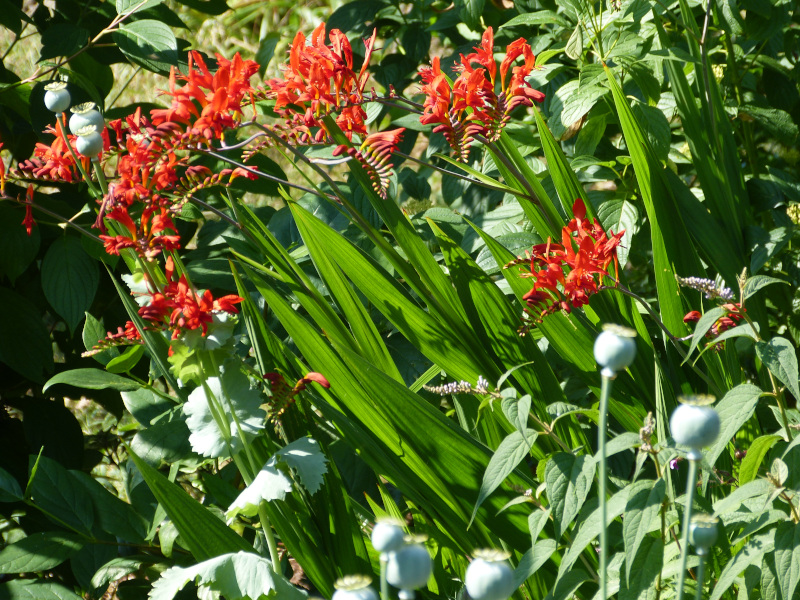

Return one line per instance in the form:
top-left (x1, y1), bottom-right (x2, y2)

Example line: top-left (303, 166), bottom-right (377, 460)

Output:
top-left (418, 27), bottom-right (545, 160)
top-left (512, 199), bottom-right (624, 325)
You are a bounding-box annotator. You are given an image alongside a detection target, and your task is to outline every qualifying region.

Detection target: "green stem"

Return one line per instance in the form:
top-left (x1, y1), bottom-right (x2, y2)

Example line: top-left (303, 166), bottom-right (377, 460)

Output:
top-left (92, 158), bottom-right (108, 196)
top-left (258, 501), bottom-right (282, 575)
top-left (693, 552), bottom-right (705, 600)
top-left (380, 554), bottom-right (390, 600)
top-left (598, 372), bottom-right (613, 600)
top-left (676, 455), bottom-right (699, 600)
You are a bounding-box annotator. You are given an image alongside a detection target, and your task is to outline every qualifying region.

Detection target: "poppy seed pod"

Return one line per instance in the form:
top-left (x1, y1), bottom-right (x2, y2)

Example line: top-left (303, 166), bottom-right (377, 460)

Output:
top-left (670, 396), bottom-right (720, 451)
top-left (371, 519), bottom-right (405, 554)
top-left (385, 541), bottom-right (432, 593)
top-left (44, 82), bottom-right (70, 113)
top-left (75, 125), bottom-right (103, 157)
top-left (69, 103), bottom-right (105, 136)
top-left (333, 575), bottom-right (378, 600)
top-left (689, 515), bottom-right (719, 555)
top-left (594, 324), bottom-right (637, 374)
top-left (465, 550), bottom-right (516, 600)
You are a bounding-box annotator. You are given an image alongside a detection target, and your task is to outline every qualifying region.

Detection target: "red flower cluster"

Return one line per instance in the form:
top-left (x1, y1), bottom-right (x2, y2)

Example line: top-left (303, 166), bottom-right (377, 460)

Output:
top-left (152, 52), bottom-right (259, 141)
top-left (16, 119), bottom-right (97, 182)
top-left (518, 199), bottom-right (623, 320)
top-left (684, 304), bottom-right (744, 337)
top-left (138, 257), bottom-right (243, 340)
top-left (419, 28), bottom-right (545, 160)
top-left (266, 23), bottom-right (377, 142)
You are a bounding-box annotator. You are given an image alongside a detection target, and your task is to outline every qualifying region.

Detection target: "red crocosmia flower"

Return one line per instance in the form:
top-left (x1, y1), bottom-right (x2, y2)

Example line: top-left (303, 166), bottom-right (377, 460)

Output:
top-left (266, 23), bottom-right (377, 141)
top-left (16, 123), bottom-right (88, 182)
top-left (135, 257), bottom-right (243, 341)
top-left (683, 311), bottom-right (701, 323)
top-left (22, 185), bottom-right (36, 236)
top-left (418, 27), bottom-right (545, 160)
top-left (151, 51), bottom-right (258, 142)
top-left (517, 199), bottom-right (623, 321)
top-left (99, 205), bottom-right (181, 259)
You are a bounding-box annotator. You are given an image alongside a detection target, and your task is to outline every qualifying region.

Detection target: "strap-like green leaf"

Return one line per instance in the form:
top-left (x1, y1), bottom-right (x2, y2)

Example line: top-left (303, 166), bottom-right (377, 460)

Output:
top-left (126, 447), bottom-right (254, 561)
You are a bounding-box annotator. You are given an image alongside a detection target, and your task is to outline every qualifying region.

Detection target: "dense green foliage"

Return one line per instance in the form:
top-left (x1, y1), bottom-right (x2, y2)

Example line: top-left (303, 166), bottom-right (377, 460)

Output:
top-left (1, 1), bottom-right (800, 600)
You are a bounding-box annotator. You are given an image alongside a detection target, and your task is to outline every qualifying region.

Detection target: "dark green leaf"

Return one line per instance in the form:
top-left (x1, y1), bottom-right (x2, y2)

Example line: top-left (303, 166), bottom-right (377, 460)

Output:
top-left (114, 20), bottom-right (178, 73)
top-left (739, 105), bottom-right (799, 145)
top-left (0, 580), bottom-right (83, 600)
top-left (0, 205), bottom-right (40, 283)
top-left (0, 287), bottom-right (53, 382)
top-left (131, 413), bottom-right (195, 466)
top-left (0, 467), bottom-right (23, 502)
top-left (39, 24), bottom-right (89, 61)
top-left (43, 368), bottom-right (140, 393)
top-left (756, 337), bottom-right (800, 406)
top-left (458, 0), bottom-right (484, 30)
top-left (326, 0), bottom-right (383, 33)
top-left (82, 313), bottom-right (120, 366)
top-left (71, 471), bottom-right (148, 543)
top-left (27, 456), bottom-right (94, 536)
top-left (255, 32), bottom-right (280, 78)
top-left (743, 275), bottom-right (789, 300)
top-left (0, 532), bottom-right (83, 573)
top-left (41, 237), bottom-right (98, 334)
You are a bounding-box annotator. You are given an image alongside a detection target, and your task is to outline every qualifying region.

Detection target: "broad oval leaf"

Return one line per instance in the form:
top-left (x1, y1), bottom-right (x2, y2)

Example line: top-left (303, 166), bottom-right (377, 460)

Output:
top-left (0, 532), bottom-right (84, 573)
top-left (116, 0), bottom-right (163, 16)
top-left (756, 337), bottom-right (800, 405)
top-left (545, 453), bottom-right (596, 540)
top-left (774, 521), bottom-right (800, 600)
top-left (0, 467), bottom-right (23, 502)
top-left (43, 368), bottom-right (140, 393)
top-left (710, 530), bottom-right (775, 600)
top-left (470, 429), bottom-right (538, 527)
top-left (620, 534), bottom-right (662, 600)
top-left (597, 198), bottom-right (639, 269)
top-left (113, 20), bottom-right (178, 73)
top-left (82, 313), bottom-right (120, 366)
top-left (514, 539), bottom-right (558, 587)
top-left (704, 384), bottom-right (763, 473)
top-left (623, 479), bottom-right (666, 584)
top-left (743, 275), bottom-right (789, 301)
top-left (0, 579), bottom-right (84, 599)
top-left (41, 237), bottom-right (99, 334)
top-left (27, 456), bottom-right (94, 536)
top-left (0, 287), bottom-right (53, 382)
